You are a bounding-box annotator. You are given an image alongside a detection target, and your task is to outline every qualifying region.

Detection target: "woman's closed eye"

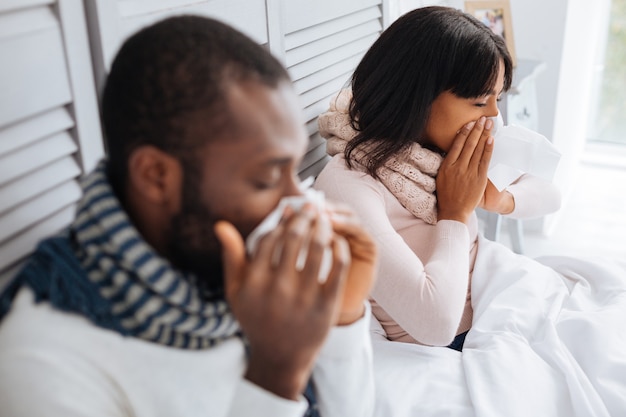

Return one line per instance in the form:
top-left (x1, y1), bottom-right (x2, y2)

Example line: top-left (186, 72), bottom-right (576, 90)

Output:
top-left (474, 95), bottom-right (502, 107)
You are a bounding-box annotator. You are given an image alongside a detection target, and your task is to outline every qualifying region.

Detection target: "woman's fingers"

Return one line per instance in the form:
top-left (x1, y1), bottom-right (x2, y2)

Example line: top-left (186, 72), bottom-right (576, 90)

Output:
top-left (456, 116), bottom-right (487, 167)
top-left (445, 120), bottom-right (477, 164)
top-left (477, 134), bottom-right (494, 177)
top-left (436, 116), bottom-right (496, 223)
top-left (469, 118), bottom-right (494, 170)
top-left (446, 116), bottom-right (494, 170)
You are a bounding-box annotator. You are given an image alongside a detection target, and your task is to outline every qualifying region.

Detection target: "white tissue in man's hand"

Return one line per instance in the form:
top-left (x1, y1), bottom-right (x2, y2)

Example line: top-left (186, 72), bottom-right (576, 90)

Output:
top-left (488, 120), bottom-right (561, 191)
top-left (245, 185), bottom-right (332, 282)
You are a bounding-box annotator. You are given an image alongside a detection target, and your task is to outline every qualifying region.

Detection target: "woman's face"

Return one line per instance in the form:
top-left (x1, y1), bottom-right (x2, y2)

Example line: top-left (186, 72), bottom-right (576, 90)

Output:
top-left (423, 61), bottom-right (505, 153)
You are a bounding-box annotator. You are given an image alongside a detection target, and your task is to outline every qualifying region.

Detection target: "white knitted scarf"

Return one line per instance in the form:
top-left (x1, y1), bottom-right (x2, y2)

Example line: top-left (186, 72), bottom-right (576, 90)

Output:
top-left (318, 89), bottom-right (443, 225)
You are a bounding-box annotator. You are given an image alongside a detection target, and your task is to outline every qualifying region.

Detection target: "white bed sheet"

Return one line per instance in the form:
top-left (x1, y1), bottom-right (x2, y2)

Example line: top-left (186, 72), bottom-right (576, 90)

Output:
top-left (372, 235), bottom-right (626, 417)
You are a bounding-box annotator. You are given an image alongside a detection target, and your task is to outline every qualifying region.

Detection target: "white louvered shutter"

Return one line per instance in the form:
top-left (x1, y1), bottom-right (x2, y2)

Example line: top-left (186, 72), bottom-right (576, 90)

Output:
top-left (86, 0), bottom-right (391, 181)
top-left (0, 1), bottom-right (393, 292)
top-left (0, 0), bottom-right (104, 290)
top-left (84, 0), bottom-right (270, 94)
top-left (276, 0), bottom-right (386, 179)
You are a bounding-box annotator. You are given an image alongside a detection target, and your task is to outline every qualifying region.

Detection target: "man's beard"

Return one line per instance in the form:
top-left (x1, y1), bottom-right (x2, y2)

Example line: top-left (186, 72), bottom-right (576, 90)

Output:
top-left (166, 162), bottom-right (225, 298)
top-left (167, 207), bottom-right (225, 297)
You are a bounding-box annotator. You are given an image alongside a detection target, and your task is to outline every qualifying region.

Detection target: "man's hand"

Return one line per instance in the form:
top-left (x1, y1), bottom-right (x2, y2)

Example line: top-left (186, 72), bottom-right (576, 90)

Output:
top-left (215, 205), bottom-right (360, 401)
top-left (325, 202), bottom-right (377, 325)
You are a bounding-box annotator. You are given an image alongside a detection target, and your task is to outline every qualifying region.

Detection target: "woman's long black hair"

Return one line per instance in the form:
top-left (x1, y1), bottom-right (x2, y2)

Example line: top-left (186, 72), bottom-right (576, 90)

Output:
top-left (346, 6), bottom-right (513, 177)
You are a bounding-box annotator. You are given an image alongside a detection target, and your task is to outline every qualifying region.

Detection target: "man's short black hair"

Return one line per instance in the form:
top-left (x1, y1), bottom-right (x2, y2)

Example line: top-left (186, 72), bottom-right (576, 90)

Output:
top-left (101, 15), bottom-right (290, 196)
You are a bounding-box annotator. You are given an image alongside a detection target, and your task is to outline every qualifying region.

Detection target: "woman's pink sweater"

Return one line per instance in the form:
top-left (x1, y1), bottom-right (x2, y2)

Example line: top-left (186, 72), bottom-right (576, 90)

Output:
top-left (315, 155), bottom-right (560, 346)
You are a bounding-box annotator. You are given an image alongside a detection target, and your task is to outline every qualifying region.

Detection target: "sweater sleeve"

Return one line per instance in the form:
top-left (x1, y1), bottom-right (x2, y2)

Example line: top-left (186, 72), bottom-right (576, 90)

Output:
top-left (313, 302), bottom-right (374, 417)
top-left (234, 305), bottom-right (375, 417)
top-left (373, 221), bottom-right (470, 346)
top-left (0, 288), bottom-right (308, 417)
top-left (227, 380), bottom-right (308, 417)
top-left (504, 174), bottom-right (562, 219)
top-left (315, 157), bottom-right (471, 346)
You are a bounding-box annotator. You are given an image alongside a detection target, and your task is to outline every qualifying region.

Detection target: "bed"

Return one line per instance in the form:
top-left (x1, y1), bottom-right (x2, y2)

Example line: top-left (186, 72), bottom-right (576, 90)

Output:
top-left (371, 235), bottom-right (626, 417)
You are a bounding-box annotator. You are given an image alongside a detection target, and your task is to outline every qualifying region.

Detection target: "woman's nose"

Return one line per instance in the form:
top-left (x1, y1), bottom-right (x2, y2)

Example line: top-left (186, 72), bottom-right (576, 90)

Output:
top-left (487, 98), bottom-right (500, 118)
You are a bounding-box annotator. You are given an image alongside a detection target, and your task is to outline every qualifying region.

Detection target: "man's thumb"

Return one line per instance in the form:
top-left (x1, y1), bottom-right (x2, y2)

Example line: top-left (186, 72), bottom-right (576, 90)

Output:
top-left (214, 221), bottom-right (245, 294)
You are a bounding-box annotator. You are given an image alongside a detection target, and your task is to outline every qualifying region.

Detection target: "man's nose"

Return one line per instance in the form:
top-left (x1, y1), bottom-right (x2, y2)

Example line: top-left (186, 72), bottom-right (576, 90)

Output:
top-left (286, 175), bottom-right (312, 198)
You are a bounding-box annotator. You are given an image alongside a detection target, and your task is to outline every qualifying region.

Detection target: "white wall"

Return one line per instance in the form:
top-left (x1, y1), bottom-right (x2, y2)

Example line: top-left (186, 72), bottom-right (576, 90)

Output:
top-left (553, 0), bottom-right (611, 155)
top-left (503, 0), bottom-right (569, 234)
top-left (393, 0), bottom-right (567, 145)
top-left (496, 0), bottom-right (611, 234)
top-left (509, 0), bottom-right (568, 141)
top-left (549, 0), bottom-right (611, 226)
top-left (509, 0), bottom-right (610, 232)
top-left (376, 1), bottom-right (613, 237)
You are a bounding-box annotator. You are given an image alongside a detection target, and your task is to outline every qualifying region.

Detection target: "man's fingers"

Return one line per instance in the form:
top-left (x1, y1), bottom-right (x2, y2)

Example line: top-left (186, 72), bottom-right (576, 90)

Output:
top-left (301, 213), bottom-right (333, 287)
top-left (274, 206), bottom-right (314, 277)
top-left (322, 235), bottom-right (350, 302)
top-left (214, 221), bottom-right (246, 296)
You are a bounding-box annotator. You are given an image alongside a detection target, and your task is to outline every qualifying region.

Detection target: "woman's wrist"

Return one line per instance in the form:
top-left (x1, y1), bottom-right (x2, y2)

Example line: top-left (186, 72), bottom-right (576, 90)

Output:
top-left (498, 191), bottom-right (515, 215)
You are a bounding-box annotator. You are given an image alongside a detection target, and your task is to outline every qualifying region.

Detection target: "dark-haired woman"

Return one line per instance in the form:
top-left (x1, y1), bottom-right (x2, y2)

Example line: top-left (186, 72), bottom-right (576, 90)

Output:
top-left (314, 6), bottom-right (561, 350)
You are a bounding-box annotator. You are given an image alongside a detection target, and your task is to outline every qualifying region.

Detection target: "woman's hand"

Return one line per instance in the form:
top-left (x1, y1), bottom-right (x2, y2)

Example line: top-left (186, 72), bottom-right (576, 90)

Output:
top-left (479, 180), bottom-right (515, 214)
top-left (436, 116), bottom-right (494, 224)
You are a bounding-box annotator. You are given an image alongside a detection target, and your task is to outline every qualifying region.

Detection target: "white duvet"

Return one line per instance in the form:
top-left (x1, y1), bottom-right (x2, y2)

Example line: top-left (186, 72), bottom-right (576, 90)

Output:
top-left (372, 235), bottom-right (626, 417)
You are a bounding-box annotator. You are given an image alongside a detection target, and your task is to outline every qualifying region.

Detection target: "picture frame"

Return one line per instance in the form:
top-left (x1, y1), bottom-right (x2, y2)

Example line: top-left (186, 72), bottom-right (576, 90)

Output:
top-left (464, 1), bottom-right (517, 66)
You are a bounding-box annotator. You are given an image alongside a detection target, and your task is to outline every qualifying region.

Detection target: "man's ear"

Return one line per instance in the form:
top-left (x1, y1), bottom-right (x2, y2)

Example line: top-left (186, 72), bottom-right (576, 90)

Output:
top-left (126, 146), bottom-right (182, 214)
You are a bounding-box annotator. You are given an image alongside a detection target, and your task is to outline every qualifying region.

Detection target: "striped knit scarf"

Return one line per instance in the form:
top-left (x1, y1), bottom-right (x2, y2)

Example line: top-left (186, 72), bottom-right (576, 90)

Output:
top-left (68, 160), bottom-right (240, 348)
top-left (0, 160), bottom-right (320, 414)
